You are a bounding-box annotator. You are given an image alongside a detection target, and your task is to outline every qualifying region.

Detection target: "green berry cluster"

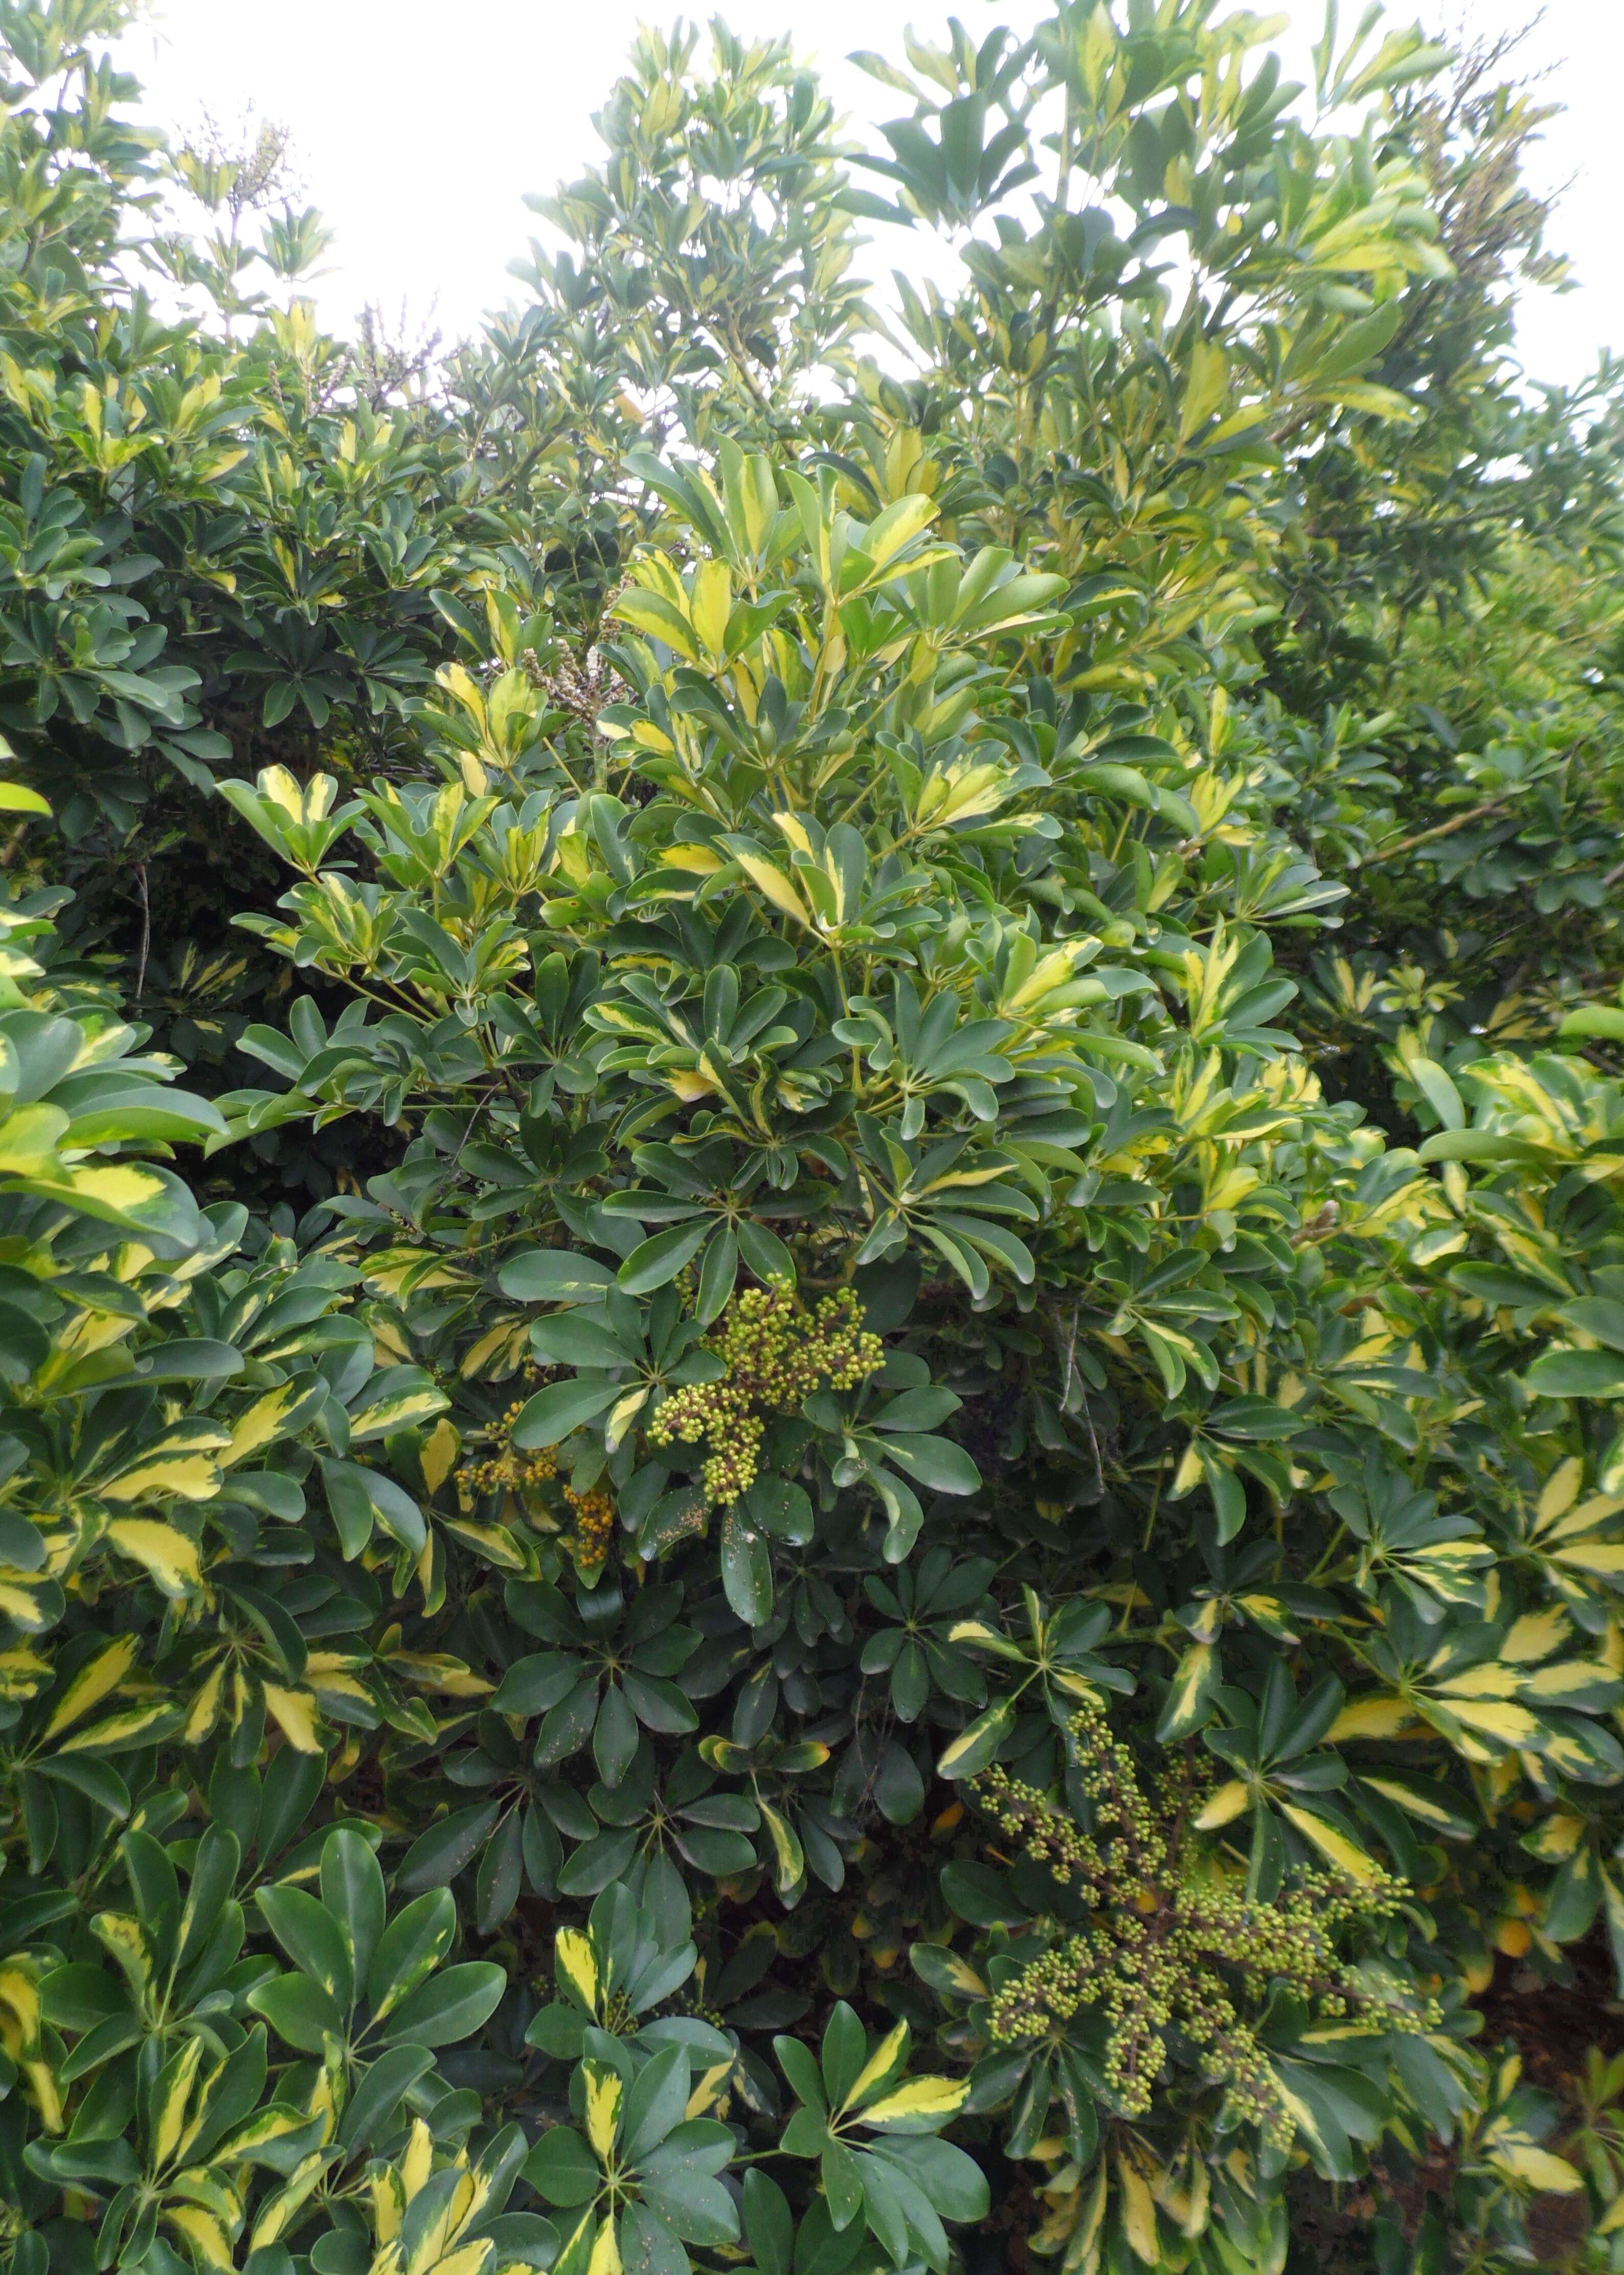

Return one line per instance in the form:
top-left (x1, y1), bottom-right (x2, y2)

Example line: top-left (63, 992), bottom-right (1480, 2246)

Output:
top-left (649, 1278), bottom-right (882, 1502)
top-left (973, 1706), bottom-right (1432, 2147)
top-left (459, 1396), bottom-right (559, 1501)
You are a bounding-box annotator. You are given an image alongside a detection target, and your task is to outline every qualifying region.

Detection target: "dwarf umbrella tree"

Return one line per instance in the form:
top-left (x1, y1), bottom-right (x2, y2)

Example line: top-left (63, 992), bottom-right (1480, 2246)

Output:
top-left (1, 6), bottom-right (1623, 2274)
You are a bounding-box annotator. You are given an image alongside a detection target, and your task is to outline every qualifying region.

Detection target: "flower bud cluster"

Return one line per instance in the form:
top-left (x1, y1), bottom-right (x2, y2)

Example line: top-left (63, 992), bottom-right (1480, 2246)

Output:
top-left (650, 1278), bottom-right (883, 1502)
top-left (460, 1397), bottom-right (560, 1501)
top-left (973, 1708), bottom-right (1429, 2145)
top-left (563, 1483), bottom-right (617, 1571)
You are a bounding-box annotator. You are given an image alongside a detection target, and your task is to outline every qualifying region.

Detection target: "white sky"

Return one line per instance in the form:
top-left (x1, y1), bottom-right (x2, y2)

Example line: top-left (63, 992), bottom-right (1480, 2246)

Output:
top-left (126, 0), bottom-right (1622, 391)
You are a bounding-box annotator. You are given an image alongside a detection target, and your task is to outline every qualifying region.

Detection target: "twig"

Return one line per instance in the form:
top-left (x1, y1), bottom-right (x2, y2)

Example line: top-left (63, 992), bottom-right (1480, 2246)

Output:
top-left (1058, 1302), bottom-right (1104, 1503)
top-left (133, 861), bottom-right (150, 1005)
top-left (1361, 796), bottom-right (1515, 866)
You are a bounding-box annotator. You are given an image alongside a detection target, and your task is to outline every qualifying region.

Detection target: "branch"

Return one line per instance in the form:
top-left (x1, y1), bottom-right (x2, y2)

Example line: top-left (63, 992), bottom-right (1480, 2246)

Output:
top-left (1360, 794), bottom-right (1517, 866)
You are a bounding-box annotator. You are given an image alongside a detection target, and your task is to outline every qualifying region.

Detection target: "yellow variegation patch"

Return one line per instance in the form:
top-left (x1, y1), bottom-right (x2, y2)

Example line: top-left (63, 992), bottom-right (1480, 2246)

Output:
top-left (582, 2063), bottom-right (621, 2160)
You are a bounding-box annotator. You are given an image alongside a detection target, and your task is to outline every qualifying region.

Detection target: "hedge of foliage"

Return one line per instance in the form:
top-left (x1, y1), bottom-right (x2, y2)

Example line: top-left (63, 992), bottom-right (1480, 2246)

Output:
top-left (4, 4), bottom-right (1624, 2273)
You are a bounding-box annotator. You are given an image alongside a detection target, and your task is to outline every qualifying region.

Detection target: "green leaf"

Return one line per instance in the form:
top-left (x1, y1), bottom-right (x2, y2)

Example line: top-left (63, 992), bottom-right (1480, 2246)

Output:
top-left (375, 1960), bottom-right (505, 2046)
top-left (512, 1376), bottom-right (622, 1447)
top-left (320, 1457), bottom-right (425, 1557)
top-left (1560, 1299), bottom-right (1624, 1354)
top-left (594, 1683), bottom-right (640, 1788)
top-left (491, 1653), bottom-right (582, 1716)
top-left (618, 1219), bottom-right (712, 1296)
top-left (1417, 1130), bottom-right (1544, 1166)
top-left (774, 2032), bottom-right (828, 2116)
top-left (637, 2154), bottom-right (739, 2247)
top-left (869, 2132), bottom-right (988, 2223)
top-left (878, 1434), bottom-right (981, 1496)
top-left (245, 1972), bottom-right (345, 2055)
top-left (1559, 1006), bottom-right (1624, 1041)
top-left (1408, 1058), bottom-right (1463, 1131)
top-left (622, 2042), bottom-right (690, 2161)
top-left (397, 1803), bottom-right (502, 1892)
top-left (366, 1889), bottom-right (457, 2020)
top-left (255, 1884), bottom-right (353, 2009)
top-left (821, 2003), bottom-right (868, 2107)
top-left (742, 2171), bottom-right (793, 2275)
top-left (320, 1827), bottom-right (387, 1992)
top-left (720, 1508), bottom-right (773, 1625)
top-left (1525, 1350), bottom-right (1624, 1400)
top-left (500, 1252), bottom-right (619, 1305)
top-left (524, 2126), bottom-right (601, 2206)
top-left (337, 2045), bottom-right (437, 2154)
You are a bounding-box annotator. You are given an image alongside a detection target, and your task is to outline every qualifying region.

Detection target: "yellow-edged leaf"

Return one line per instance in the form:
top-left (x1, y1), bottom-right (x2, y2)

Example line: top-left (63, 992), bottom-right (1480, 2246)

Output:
top-left (371, 2169), bottom-right (407, 2249)
top-left (556, 1928), bottom-right (597, 2014)
top-left (226, 1383), bottom-right (321, 1465)
top-left (1327, 1696), bottom-right (1414, 1742)
top-left (0, 1645), bottom-right (50, 1700)
top-left (756, 1798), bottom-right (803, 1898)
top-left (101, 1457), bottom-right (222, 1507)
top-left (262, 1685), bottom-right (324, 1753)
top-left (0, 1580), bottom-right (54, 1632)
top-left (1116, 2149), bottom-right (1159, 2265)
top-left (215, 2105), bottom-right (326, 2164)
top-left (1063, 2159), bottom-right (1107, 2275)
top-left (42, 1634), bottom-right (139, 1738)
top-left (736, 854), bottom-right (811, 928)
top-left (163, 2206), bottom-right (235, 2270)
top-left (1500, 1608), bottom-right (1571, 1663)
top-left (690, 560), bottom-right (732, 657)
top-left (1434, 1698), bottom-right (1543, 1751)
top-left (249, 2151), bottom-right (327, 2248)
top-left (420, 1419), bottom-right (460, 1495)
top-left (843, 2020), bottom-right (908, 2112)
top-left (401, 2116), bottom-right (434, 2200)
top-left (685, 2061), bottom-right (732, 2121)
top-left (610, 591), bottom-right (700, 660)
top-left (1521, 1809), bottom-right (1585, 1862)
top-left (1278, 1804), bottom-right (1381, 1884)
top-left (0, 1966), bottom-right (41, 2050)
top-left (153, 2037), bottom-right (206, 2167)
top-left (1359, 1775), bottom-right (1470, 1834)
top-left (863, 492), bottom-right (938, 568)
top-left (1158, 1643), bottom-right (1216, 1738)
top-left (1193, 1780), bottom-right (1250, 1831)
top-left (47, 1164), bottom-right (167, 1218)
top-left (1537, 1458), bottom-right (1584, 1526)
top-left (58, 1703), bottom-right (177, 1754)
top-left (915, 1948), bottom-right (988, 1999)
top-left (1552, 1542), bottom-right (1624, 1575)
top-left (1434, 1661), bottom-right (1520, 1700)
top-left (1488, 2140), bottom-right (1582, 2193)
top-left (587, 2219), bottom-right (621, 2275)
top-left (105, 1520), bottom-right (201, 1594)
top-left (304, 1662), bottom-right (374, 1708)
top-left (89, 1911), bottom-right (151, 2000)
top-left (854, 2075), bottom-right (967, 2130)
top-left (427, 2246), bottom-right (490, 2275)
top-left (583, 2064), bottom-right (620, 2160)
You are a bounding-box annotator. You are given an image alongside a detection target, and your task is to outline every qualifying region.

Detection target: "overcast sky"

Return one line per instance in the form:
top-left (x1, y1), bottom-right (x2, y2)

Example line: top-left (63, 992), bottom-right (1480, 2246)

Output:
top-left (126, 0), bottom-right (1620, 391)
